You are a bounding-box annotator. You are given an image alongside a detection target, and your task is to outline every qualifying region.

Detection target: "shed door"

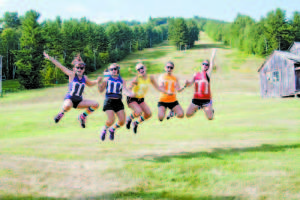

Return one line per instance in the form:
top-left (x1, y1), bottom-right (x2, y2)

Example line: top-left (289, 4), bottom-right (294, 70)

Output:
top-left (296, 69), bottom-right (300, 91)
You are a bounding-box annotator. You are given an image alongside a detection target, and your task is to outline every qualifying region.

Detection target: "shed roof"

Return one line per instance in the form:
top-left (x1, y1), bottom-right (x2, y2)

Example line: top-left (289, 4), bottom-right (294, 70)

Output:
top-left (258, 50), bottom-right (300, 72)
top-left (288, 42), bottom-right (300, 50)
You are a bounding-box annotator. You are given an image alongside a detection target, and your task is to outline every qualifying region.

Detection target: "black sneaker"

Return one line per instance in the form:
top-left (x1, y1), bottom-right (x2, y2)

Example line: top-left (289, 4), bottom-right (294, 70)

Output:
top-left (54, 112), bottom-right (64, 123)
top-left (100, 129), bottom-right (106, 141)
top-left (126, 116), bottom-right (132, 129)
top-left (109, 128), bottom-right (115, 140)
top-left (132, 121), bottom-right (138, 134)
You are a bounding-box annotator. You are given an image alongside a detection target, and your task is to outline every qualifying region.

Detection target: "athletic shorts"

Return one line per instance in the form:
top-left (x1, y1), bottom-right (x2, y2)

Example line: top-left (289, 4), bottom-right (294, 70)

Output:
top-left (157, 101), bottom-right (179, 110)
top-left (127, 97), bottom-right (145, 105)
top-left (103, 98), bottom-right (124, 113)
top-left (65, 96), bottom-right (83, 109)
top-left (192, 99), bottom-right (212, 108)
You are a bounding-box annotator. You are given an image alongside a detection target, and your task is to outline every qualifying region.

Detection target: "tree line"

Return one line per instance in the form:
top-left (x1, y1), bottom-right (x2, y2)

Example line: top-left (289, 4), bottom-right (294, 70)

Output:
top-left (0, 11), bottom-right (200, 89)
top-left (204, 8), bottom-right (300, 56)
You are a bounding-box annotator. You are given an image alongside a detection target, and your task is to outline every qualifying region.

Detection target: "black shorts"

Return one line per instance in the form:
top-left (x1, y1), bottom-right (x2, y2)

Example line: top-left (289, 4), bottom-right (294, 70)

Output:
top-left (127, 97), bottom-right (145, 105)
top-left (103, 98), bottom-right (124, 113)
top-left (65, 96), bottom-right (83, 109)
top-left (157, 101), bottom-right (179, 110)
top-left (192, 99), bottom-right (211, 108)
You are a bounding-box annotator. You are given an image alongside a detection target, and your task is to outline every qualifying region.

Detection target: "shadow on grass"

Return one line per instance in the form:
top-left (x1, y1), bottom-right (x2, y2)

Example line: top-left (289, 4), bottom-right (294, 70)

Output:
top-left (0, 196), bottom-right (66, 200)
top-left (0, 193), bottom-right (241, 200)
top-left (110, 191), bottom-right (240, 200)
top-left (192, 43), bottom-right (229, 50)
top-left (138, 143), bottom-right (300, 163)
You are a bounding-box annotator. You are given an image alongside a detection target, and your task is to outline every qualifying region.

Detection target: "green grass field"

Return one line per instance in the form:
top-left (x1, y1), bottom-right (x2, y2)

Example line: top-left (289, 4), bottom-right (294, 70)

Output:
top-left (1, 33), bottom-right (300, 200)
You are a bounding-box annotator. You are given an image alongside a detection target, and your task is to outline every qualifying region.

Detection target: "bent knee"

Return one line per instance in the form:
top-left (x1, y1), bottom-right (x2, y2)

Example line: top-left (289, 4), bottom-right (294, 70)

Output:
top-left (186, 113), bottom-right (193, 118)
top-left (144, 112), bottom-right (152, 119)
top-left (177, 114), bottom-right (184, 118)
top-left (177, 111), bottom-right (184, 118)
top-left (107, 119), bottom-right (115, 126)
top-left (207, 116), bottom-right (214, 120)
top-left (118, 120), bottom-right (125, 126)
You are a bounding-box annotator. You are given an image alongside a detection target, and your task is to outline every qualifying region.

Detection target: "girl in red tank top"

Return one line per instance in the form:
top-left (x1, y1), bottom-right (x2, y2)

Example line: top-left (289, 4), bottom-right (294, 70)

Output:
top-left (183, 49), bottom-right (217, 120)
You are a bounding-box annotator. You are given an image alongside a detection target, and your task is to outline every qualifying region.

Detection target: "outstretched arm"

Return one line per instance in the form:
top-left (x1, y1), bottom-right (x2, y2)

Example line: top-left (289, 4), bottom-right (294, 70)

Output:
top-left (98, 77), bottom-right (108, 93)
top-left (175, 77), bottom-right (186, 93)
top-left (86, 76), bottom-right (102, 87)
top-left (150, 75), bottom-right (172, 94)
top-left (122, 80), bottom-right (135, 97)
top-left (207, 49), bottom-right (217, 77)
top-left (44, 51), bottom-right (73, 76)
top-left (185, 75), bottom-right (195, 88)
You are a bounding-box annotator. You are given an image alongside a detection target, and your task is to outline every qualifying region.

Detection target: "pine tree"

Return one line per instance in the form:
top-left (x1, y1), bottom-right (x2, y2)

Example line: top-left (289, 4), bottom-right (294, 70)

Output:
top-left (15, 10), bottom-right (45, 89)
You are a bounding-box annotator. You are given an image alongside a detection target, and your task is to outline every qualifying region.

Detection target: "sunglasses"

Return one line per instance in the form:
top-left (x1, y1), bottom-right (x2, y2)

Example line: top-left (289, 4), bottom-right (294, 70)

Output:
top-left (76, 66), bottom-right (85, 70)
top-left (137, 66), bottom-right (144, 72)
top-left (109, 67), bottom-right (119, 71)
top-left (202, 63), bottom-right (209, 66)
top-left (166, 66), bottom-right (174, 70)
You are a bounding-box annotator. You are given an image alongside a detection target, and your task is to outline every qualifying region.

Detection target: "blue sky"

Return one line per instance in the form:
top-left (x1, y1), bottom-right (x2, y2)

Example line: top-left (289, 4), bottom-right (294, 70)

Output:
top-left (0, 0), bottom-right (299, 23)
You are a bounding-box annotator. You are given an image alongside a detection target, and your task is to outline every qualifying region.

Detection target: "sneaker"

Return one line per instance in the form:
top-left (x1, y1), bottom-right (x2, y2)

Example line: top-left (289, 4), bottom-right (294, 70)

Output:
top-left (100, 129), bottom-right (106, 141)
top-left (126, 116), bottom-right (132, 129)
top-left (132, 121), bottom-right (138, 134)
top-left (78, 114), bottom-right (86, 128)
top-left (109, 128), bottom-right (115, 141)
top-left (166, 110), bottom-right (174, 120)
top-left (54, 112), bottom-right (64, 123)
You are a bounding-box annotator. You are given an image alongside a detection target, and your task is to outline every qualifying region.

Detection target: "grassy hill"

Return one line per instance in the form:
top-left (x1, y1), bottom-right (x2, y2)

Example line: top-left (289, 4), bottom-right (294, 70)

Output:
top-left (1, 33), bottom-right (300, 200)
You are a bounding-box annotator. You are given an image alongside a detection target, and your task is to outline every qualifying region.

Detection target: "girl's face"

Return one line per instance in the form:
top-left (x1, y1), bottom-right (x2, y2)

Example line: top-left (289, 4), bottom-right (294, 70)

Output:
top-left (202, 61), bottom-right (209, 71)
top-left (109, 65), bottom-right (119, 76)
top-left (165, 63), bottom-right (174, 74)
top-left (136, 65), bottom-right (146, 75)
top-left (75, 63), bottom-right (85, 76)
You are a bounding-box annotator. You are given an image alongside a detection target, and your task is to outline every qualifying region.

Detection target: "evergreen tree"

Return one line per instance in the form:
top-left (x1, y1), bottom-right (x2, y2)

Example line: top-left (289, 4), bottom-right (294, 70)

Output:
top-left (15, 10), bottom-right (45, 89)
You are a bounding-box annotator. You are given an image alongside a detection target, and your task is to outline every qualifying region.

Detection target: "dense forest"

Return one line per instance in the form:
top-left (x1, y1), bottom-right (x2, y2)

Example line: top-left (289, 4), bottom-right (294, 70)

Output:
top-left (204, 8), bottom-right (300, 56)
top-left (0, 11), bottom-right (198, 89)
top-left (1, 8), bottom-right (300, 90)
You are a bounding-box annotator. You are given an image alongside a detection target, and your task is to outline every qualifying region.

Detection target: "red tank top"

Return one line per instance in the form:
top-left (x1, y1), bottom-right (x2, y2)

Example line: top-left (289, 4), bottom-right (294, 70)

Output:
top-left (193, 71), bottom-right (211, 99)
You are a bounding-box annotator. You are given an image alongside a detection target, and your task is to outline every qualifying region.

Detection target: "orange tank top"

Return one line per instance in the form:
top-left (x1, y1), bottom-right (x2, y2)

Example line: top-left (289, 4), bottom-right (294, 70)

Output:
top-left (159, 74), bottom-right (177, 102)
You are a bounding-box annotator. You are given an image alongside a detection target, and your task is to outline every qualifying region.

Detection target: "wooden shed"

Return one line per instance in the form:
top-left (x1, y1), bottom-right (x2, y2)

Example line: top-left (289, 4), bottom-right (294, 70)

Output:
top-left (258, 50), bottom-right (300, 97)
top-left (289, 42), bottom-right (300, 56)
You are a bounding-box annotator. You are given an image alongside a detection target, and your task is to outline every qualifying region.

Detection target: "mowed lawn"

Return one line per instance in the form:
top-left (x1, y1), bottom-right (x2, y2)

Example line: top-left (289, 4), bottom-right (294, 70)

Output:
top-left (1, 33), bottom-right (300, 200)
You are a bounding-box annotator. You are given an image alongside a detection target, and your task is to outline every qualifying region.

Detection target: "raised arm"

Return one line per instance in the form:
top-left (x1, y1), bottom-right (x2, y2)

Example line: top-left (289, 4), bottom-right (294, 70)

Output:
top-left (44, 51), bottom-right (73, 76)
top-left (207, 49), bottom-right (217, 77)
top-left (98, 77), bottom-right (108, 93)
top-left (86, 76), bottom-right (102, 87)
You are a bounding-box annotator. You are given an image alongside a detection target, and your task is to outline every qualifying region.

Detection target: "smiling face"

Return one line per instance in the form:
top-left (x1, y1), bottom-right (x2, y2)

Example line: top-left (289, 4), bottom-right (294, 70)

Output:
top-left (74, 63), bottom-right (85, 76)
top-left (165, 62), bottom-right (174, 74)
top-left (136, 63), bottom-right (146, 76)
top-left (109, 64), bottom-right (120, 76)
top-left (202, 60), bottom-right (209, 71)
